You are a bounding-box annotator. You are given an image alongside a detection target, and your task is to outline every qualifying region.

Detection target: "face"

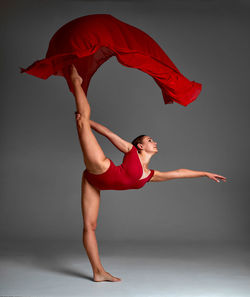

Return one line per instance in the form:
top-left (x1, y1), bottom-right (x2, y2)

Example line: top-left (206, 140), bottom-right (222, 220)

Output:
top-left (140, 136), bottom-right (158, 154)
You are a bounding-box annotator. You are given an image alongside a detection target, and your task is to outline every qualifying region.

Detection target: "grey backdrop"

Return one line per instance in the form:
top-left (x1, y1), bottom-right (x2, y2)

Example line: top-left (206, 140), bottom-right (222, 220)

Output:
top-left (1, 0), bottom-right (249, 243)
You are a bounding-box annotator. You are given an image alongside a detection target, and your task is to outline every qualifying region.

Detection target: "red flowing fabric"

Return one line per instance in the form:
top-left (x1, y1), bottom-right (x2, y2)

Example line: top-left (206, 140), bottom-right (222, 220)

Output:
top-left (20, 14), bottom-right (202, 106)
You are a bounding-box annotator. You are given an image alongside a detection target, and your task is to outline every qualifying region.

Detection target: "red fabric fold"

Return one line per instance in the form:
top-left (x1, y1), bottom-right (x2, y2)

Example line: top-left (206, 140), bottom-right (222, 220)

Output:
top-left (20, 14), bottom-right (202, 106)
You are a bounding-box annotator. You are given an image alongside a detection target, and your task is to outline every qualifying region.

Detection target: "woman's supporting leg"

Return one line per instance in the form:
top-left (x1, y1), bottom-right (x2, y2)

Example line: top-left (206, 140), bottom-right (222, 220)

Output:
top-left (81, 174), bottom-right (104, 274)
top-left (81, 173), bottom-right (121, 282)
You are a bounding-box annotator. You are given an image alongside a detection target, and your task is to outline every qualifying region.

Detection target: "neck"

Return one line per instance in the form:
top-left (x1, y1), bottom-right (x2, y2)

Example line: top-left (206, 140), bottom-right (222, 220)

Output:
top-left (138, 151), bottom-right (153, 168)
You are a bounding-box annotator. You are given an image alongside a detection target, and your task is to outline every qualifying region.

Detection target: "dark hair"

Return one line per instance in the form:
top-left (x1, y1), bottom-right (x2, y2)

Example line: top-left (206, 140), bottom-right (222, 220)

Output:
top-left (131, 135), bottom-right (146, 152)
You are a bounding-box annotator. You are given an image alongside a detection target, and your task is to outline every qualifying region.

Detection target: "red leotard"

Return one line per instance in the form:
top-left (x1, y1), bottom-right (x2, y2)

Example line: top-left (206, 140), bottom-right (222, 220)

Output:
top-left (84, 145), bottom-right (155, 190)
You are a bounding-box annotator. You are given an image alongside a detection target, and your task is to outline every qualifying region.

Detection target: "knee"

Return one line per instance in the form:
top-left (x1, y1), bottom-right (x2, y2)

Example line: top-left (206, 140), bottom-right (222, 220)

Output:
top-left (84, 222), bottom-right (97, 232)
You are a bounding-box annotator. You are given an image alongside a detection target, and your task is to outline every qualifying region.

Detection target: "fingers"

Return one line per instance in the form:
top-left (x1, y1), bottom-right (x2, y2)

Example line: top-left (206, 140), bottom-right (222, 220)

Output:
top-left (213, 174), bottom-right (227, 183)
top-left (207, 172), bottom-right (227, 183)
top-left (75, 112), bottom-right (81, 120)
top-left (216, 175), bottom-right (227, 182)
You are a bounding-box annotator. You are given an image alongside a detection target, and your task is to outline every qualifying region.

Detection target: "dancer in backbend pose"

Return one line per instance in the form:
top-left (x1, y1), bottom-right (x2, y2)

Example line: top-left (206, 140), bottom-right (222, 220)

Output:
top-left (64, 65), bottom-right (226, 282)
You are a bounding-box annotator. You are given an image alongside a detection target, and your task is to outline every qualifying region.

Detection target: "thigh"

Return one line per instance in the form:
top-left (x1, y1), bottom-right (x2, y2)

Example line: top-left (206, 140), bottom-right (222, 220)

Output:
top-left (81, 173), bottom-right (101, 228)
top-left (76, 117), bottom-right (110, 174)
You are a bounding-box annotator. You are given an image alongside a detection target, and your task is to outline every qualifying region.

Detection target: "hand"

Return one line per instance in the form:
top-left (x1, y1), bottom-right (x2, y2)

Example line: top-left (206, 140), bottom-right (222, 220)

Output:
top-left (206, 172), bottom-right (227, 183)
top-left (75, 112), bottom-right (81, 120)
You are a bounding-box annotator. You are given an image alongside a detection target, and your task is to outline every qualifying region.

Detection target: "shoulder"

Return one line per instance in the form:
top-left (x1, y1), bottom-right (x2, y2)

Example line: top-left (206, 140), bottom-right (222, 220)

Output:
top-left (125, 143), bottom-right (136, 154)
top-left (148, 170), bottom-right (160, 182)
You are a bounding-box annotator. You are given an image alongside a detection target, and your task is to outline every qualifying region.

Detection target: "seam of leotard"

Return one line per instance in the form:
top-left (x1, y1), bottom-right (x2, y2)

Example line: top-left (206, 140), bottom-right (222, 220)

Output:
top-left (135, 147), bottom-right (152, 181)
top-left (85, 159), bottom-right (112, 176)
top-left (147, 170), bottom-right (154, 182)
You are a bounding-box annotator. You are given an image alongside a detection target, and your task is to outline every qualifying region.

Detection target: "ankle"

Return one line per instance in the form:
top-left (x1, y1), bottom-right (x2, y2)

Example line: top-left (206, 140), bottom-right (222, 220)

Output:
top-left (93, 267), bottom-right (105, 274)
top-left (71, 78), bottom-right (82, 86)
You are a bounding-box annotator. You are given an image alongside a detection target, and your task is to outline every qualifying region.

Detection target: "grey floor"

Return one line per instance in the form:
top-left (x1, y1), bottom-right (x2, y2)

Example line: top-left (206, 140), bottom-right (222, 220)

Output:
top-left (0, 240), bottom-right (250, 297)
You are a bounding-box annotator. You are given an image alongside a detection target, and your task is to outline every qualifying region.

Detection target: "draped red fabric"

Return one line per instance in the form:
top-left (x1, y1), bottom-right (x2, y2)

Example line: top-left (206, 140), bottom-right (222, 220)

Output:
top-left (20, 14), bottom-right (202, 106)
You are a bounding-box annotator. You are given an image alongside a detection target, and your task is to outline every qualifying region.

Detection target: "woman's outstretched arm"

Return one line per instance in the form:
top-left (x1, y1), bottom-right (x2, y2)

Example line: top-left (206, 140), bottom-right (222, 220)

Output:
top-left (150, 169), bottom-right (226, 183)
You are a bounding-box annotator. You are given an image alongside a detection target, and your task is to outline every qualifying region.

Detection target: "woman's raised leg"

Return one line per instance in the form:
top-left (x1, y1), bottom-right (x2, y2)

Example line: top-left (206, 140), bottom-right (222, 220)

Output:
top-left (81, 174), bottom-right (121, 282)
top-left (65, 64), bottom-right (110, 174)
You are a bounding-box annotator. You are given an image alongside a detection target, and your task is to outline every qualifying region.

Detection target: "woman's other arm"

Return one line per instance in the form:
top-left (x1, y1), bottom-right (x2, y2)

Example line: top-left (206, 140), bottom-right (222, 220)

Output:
top-left (88, 119), bottom-right (110, 137)
top-left (88, 119), bottom-right (133, 153)
top-left (150, 169), bottom-right (226, 183)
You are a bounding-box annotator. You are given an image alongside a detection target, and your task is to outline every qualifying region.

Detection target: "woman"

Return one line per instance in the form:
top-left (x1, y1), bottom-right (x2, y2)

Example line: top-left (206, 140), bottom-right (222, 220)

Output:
top-left (65, 65), bottom-right (226, 282)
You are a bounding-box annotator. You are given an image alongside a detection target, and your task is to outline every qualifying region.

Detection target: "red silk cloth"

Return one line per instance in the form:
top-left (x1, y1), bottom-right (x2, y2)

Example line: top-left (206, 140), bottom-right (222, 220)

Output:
top-left (20, 14), bottom-right (202, 106)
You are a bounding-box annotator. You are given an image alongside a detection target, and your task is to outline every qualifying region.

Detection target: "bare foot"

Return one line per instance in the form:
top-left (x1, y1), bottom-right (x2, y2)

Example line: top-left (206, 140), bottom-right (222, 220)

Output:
top-left (69, 64), bottom-right (83, 85)
top-left (93, 270), bottom-right (122, 282)
top-left (63, 64), bottom-right (82, 92)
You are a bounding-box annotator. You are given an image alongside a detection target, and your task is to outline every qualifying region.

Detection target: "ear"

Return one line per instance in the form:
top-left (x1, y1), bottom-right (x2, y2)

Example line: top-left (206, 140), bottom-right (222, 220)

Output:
top-left (137, 143), bottom-right (143, 150)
